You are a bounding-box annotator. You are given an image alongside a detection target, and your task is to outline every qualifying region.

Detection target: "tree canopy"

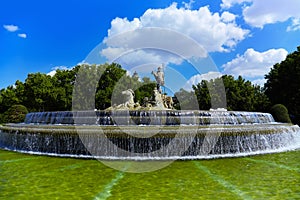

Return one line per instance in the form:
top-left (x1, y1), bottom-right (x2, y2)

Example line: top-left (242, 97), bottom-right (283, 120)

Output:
top-left (0, 63), bottom-right (156, 118)
top-left (264, 46), bottom-right (300, 123)
top-left (175, 75), bottom-right (270, 112)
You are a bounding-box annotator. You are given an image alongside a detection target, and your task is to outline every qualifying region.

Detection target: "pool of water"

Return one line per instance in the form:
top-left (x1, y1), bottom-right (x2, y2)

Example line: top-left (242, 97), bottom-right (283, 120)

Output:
top-left (1, 149), bottom-right (299, 199)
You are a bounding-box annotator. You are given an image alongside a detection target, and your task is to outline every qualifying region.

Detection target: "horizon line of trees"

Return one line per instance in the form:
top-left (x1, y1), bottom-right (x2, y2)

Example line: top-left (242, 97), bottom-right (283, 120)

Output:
top-left (1, 46), bottom-right (300, 124)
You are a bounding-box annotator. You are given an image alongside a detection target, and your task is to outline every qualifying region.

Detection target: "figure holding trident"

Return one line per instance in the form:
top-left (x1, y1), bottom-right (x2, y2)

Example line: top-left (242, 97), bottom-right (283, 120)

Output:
top-left (151, 65), bottom-right (165, 93)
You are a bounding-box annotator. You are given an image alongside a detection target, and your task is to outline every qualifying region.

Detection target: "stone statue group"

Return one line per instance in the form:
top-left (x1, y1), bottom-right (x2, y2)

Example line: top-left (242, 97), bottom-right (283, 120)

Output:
top-left (106, 65), bottom-right (174, 111)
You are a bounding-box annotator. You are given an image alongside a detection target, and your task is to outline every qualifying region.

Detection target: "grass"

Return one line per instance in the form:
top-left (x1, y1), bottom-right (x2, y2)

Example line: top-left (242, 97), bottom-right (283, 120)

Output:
top-left (0, 149), bottom-right (300, 199)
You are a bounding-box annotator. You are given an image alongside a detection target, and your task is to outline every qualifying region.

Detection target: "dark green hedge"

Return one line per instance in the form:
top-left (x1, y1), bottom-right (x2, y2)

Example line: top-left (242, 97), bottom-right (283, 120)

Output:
top-left (270, 104), bottom-right (291, 123)
top-left (1, 105), bottom-right (28, 123)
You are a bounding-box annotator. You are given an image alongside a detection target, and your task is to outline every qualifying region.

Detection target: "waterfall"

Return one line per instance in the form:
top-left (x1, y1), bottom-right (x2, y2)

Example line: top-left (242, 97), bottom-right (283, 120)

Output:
top-left (1, 122), bottom-right (300, 160)
top-left (24, 110), bottom-right (275, 126)
top-left (2, 110), bottom-right (299, 160)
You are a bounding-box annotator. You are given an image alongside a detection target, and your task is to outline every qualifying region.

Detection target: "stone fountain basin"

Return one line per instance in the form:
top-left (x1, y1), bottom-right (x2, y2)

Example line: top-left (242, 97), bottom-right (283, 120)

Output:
top-left (1, 123), bottom-right (299, 160)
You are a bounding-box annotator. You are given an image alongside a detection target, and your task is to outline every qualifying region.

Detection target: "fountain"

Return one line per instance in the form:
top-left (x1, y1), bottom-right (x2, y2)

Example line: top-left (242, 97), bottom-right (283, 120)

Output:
top-left (1, 109), bottom-right (300, 159)
top-left (1, 67), bottom-right (300, 160)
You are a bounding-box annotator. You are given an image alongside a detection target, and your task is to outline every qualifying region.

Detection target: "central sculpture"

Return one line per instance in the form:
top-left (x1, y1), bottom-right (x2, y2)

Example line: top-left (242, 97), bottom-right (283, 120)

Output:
top-left (107, 65), bottom-right (174, 110)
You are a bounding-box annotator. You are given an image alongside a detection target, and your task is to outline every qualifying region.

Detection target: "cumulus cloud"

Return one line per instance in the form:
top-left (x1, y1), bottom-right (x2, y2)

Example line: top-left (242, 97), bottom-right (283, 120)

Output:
top-left (101, 3), bottom-right (249, 68)
top-left (103, 48), bottom-right (183, 67)
top-left (221, 11), bottom-right (236, 22)
top-left (3, 24), bottom-right (19, 32)
top-left (243, 0), bottom-right (300, 28)
top-left (222, 48), bottom-right (288, 78)
top-left (18, 33), bottom-right (27, 39)
top-left (102, 28), bottom-right (206, 68)
top-left (107, 4), bottom-right (248, 52)
top-left (221, 0), bottom-right (300, 30)
top-left (183, 71), bottom-right (222, 91)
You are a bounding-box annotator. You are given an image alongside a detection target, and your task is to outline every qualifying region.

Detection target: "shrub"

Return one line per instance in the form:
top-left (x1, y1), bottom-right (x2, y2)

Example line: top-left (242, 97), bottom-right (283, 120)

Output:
top-left (2, 105), bottom-right (29, 123)
top-left (270, 104), bottom-right (291, 123)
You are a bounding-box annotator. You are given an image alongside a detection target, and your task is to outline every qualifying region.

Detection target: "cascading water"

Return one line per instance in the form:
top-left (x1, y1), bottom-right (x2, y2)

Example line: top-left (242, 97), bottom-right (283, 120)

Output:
top-left (1, 110), bottom-right (300, 160)
top-left (23, 110), bottom-right (275, 125)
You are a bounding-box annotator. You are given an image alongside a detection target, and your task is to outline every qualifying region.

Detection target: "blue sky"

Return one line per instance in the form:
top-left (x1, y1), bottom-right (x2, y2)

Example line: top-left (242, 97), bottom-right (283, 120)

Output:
top-left (1, 0), bottom-right (300, 92)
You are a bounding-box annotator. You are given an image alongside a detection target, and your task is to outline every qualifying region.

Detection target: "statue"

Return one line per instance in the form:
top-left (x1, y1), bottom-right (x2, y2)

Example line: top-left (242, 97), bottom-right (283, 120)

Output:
top-left (105, 69), bottom-right (174, 110)
top-left (121, 89), bottom-right (135, 108)
top-left (162, 94), bottom-right (174, 109)
top-left (152, 66), bottom-right (164, 92)
top-left (106, 89), bottom-right (140, 110)
top-left (142, 97), bottom-right (152, 108)
top-left (153, 88), bottom-right (165, 109)
top-left (132, 71), bottom-right (139, 80)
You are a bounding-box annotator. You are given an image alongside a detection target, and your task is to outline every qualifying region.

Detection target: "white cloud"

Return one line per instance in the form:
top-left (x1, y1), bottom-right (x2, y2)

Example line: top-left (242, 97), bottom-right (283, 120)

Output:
top-left (103, 48), bottom-right (183, 67)
top-left (18, 33), bottom-right (27, 39)
top-left (3, 24), bottom-right (19, 32)
top-left (221, 0), bottom-right (300, 30)
top-left (221, 0), bottom-right (252, 9)
top-left (183, 71), bottom-right (223, 91)
top-left (222, 48), bottom-right (288, 78)
top-left (135, 4), bottom-right (248, 52)
top-left (3, 24), bottom-right (28, 38)
top-left (101, 28), bottom-right (202, 68)
top-left (101, 3), bottom-right (249, 68)
top-left (221, 11), bottom-right (236, 22)
top-left (251, 78), bottom-right (266, 86)
top-left (243, 0), bottom-right (300, 28)
top-left (47, 66), bottom-right (71, 77)
top-left (287, 18), bottom-right (300, 32)
top-left (108, 17), bottom-right (141, 37)
top-left (182, 0), bottom-right (195, 9)
top-left (77, 60), bottom-right (92, 65)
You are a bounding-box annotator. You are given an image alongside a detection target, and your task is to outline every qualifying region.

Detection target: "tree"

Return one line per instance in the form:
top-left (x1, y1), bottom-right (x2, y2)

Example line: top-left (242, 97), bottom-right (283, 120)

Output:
top-left (191, 75), bottom-right (269, 111)
top-left (265, 46), bottom-right (300, 122)
top-left (0, 63), bottom-right (156, 113)
top-left (96, 64), bottom-right (157, 109)
top-left (51, 66), bottom-right (79, 110)
top-left (131, 77), bottom-right (156, 106)
top-left (174, 88), bottom-right (199, 110)
top-left (0, 86), bottom-right (21, 113)
top-left (222, 75), bottom-right (270, 111)
top-left (95, 63), bottom-right (127, 110)
top-left (23, 73), bottom-right (55, 111)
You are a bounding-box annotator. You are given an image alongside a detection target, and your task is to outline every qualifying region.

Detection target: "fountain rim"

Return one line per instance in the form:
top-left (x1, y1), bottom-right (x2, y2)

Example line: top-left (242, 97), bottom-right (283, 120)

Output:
top-left (0, 123), bottom-right (296, 136)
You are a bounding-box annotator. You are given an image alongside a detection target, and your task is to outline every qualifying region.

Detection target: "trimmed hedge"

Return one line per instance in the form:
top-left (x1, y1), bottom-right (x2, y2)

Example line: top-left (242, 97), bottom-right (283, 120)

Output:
top-left (2, 105), bottom-right (28, 123)
top-left (270, 104), bottom-right (291, 123)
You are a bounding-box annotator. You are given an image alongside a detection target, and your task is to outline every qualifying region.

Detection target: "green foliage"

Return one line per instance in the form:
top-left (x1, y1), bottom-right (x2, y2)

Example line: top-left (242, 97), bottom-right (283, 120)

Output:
top-left (51, 66), bottom-right (79, 110)
top-left (98, 67), bottom-right (156, 109)
top-left (1, 105), bottom-right (28, 123)
top-left (0, 61), bottom-right (275, 114)
top-left (0, 63), bottom-right (156, 113)
top-left (270, 104), bottom-right (292, 123)
top-left (0, 86), bottom-right (21, 113)
top-left (133, 77), bottom-right (156, 106)
top-left (264, 46), bottom-right (300, 123)
top-left (187, 75), bottom-right (270, 111)
top-left (174, 88), bottom-right (199, 110)
top-left (73, 64), bottom-right (107, 110)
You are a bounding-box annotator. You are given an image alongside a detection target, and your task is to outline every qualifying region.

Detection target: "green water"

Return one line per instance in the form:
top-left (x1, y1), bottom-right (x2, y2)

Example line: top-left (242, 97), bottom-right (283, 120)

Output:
top-left (1, 149), bottom-right (299, 200)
